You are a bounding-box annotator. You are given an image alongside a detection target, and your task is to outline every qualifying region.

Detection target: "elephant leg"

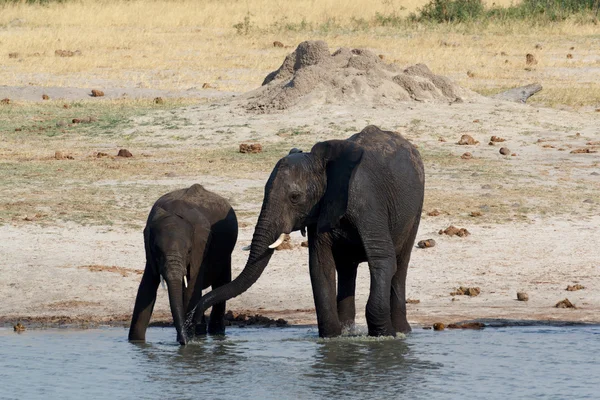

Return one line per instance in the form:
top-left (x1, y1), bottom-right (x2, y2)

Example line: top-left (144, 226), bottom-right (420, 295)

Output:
top-left (335, 257), bottom-right (358, 331)
top-left (128, 264), bottom-right (160, 341)
top-left (208, 258), bottom-right (232, 335)
top-left (309, 230), bottom-right (341, 338)
top-left (194, 314), bottom-right (207, 336)
top-left (391, 220), bottom-right (420, 334)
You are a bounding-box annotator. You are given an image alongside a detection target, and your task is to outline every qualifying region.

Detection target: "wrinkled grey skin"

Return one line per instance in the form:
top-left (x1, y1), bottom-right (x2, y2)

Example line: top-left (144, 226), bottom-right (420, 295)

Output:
top-left (188, 126), bottom-right (424, 338)
top-left (128, 184), bottom-right (237, 345)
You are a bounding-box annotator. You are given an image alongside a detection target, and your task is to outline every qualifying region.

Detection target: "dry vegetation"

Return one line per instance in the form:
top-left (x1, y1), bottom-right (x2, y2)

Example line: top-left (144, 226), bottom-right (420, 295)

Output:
top-left (1, 0), bottom-right (599, 106)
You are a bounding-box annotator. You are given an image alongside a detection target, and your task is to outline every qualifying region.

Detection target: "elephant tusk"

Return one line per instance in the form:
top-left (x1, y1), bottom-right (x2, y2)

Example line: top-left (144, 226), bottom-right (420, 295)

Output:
top-left (160, 276), bottom-right (166, 290)
top-left (183, 276), bottom-right (188, 288)
top-left (242, 244), bottom-right (251, 251)
top-left (268, 233), bottom-right (286, 249)
top-left (300, 227), bottom-right (306, 237)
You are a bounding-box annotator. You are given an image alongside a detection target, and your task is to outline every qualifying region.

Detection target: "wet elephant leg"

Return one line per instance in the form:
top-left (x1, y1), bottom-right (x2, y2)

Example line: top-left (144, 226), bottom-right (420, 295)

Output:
top-left (208, 257), bottom-right (232, 335)
top-left (391, 221), bottom-right (419, 334)
top-left (309, 230), bottom-right (341, 337)
top-left (336, 257), bottom-right (358, 331)
top-left (128, 264), bottom-right (160, 341)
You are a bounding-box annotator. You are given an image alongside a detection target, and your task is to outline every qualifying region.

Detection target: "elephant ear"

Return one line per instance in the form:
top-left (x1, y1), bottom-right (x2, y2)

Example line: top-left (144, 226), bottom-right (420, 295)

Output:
top-left (311, 140), bottom-right (364, 232)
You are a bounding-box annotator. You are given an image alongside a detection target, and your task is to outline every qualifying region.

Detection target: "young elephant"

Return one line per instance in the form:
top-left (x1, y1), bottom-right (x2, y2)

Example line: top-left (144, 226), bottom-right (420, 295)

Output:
top-left (128, 184), bottom-right (238, 345)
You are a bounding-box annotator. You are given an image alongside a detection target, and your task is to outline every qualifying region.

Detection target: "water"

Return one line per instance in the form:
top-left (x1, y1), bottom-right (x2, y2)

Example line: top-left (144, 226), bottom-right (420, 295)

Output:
top-left (1, 325), bottom-right (599, 399)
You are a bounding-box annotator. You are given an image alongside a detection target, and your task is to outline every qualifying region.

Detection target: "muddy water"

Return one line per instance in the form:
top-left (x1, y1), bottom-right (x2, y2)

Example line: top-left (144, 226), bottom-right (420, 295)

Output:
top-left (1, 325), bottom-right (599, 399)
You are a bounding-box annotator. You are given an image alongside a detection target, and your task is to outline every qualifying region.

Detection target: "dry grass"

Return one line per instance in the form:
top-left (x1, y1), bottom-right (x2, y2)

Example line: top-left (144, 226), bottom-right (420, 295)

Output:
top-left (1, 0), bottom-right (598, 106)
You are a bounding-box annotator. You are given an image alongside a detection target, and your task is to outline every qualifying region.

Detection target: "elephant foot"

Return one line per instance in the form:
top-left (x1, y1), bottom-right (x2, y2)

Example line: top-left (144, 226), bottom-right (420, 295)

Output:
top-left (177, 331), bottom-right (188, 346)
top-left (367, 326), bottom-right (396, 337)
top-left (195, 322), bottom-right (208, 336)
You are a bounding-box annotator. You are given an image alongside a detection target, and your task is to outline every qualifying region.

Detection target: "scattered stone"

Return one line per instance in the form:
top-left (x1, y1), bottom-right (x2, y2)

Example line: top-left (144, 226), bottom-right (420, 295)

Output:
top-left (526, 53), bottom-right (537, 65)
top-left (570, 148), bottom-right (597, 154)
top-left (15, 128), bottom-right (22, 132)
top-left (300, 240), bottom-right (308, 247)
top-left (1, 98), bottom-right (10, 105)
top-left (499, 147), bottom-right (511, 155)
top-left (224, 310), bottom-right (288, 327)
top-left (461, 152), bottom-right (473, 160)
top-left (470, 211), bottom-right (482, 217)
top-left (8, 52), bottom-right (19, 58)
top-left (500, 51), bottom-right (508, 56)
top-left (55, 49), bottom-right (81, 57)
top-left (447, 322), bottom-right (485, 329)
top-left (91, 89), bottom-right (104, 97)
top-left (239, 143), bottom-right (263, 153)
top-left (511, 153), bottom-right (517, 157)
top-left (273, 41), bottom-right (284, 48)
top-left (566, 284), bottom-right (585, 291)
top-left (457, 134), bottom-right (479, 145)
top-left (96, 152), bottom-right (109, 158)
top-left (517, 292), bottom-right (529, 301)
top-left (490, 135), bottom-right (505, 142)
top-left (406, 299), bottom-right (420, 304)
top-left (451, 286), bottom-right (481, 297)
top-left (438, 137), bottom-right (446, 142)
top-left (423, 326), bottom-right (432, 330)
top-left (466, 70), bottom-right (475, 78)
top-left (439, 225), bottom-right (470, 237)
top-left (570, 46), bottom-right (575, 50)
top-left (566, 53), bottom-right (573, 59)
top-left (534, 43), bottom-right (543, 49)
top-left (433, 322), bottom-right (445, 331)
top-left (42, 94), bottom-right (49, 100)
top-left (13, 322), bottom-right (25, 332)
top-left (153, 97), bottom-right (164, 104)
top-left (72, 116), bottom-right (96, 124)
top-left (378, 54), bottom-right (385, 60)
top-left (54, 151), bottom-right (74, 160)
top-left (202, 83), bottom-right (213, 89)
top-left (417, 239), bottom-right (436, 248)
top-left (63, 104), bottom-right (71, 109)
top-left (555, 298), bottom-right (576, 309)
top-left (275, 234), bottom-right (293, 250)
top-left (427, 209), bottom-right (441, 217)
top-left (117, 149), bottom-right (133, 157)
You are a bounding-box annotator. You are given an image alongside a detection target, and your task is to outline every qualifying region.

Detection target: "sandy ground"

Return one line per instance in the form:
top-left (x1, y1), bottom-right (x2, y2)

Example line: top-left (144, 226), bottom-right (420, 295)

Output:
top-left (1, 89), bottom-right (599, 330)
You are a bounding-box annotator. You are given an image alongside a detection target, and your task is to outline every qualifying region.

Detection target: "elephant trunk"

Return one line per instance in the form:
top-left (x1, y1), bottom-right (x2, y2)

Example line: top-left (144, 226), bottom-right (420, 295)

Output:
top-left (187, 216), bottom-right (279, 321)
top-left (164, 256), bottom-right (188, 345)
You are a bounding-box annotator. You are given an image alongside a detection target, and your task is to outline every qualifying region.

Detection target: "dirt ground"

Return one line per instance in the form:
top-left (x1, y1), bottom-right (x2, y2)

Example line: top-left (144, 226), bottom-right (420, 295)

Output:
top-left (1, 81), bottom-right (599, 329)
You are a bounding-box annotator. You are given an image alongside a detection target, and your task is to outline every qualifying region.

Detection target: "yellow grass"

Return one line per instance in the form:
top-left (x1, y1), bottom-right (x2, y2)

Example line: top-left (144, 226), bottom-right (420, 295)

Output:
top-left (0, 0), bottom-right (598, 106)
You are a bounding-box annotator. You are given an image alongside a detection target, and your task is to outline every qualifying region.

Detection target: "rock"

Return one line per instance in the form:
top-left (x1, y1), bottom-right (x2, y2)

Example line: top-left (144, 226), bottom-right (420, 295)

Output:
top-left (54, 151), bottom-right (74, 160)
top-left (273, 41), bottom-right (284, 48)
top-left (492, 83), bottom-right (542, 103)
top-left (117, 149), bottom-right (133, 157)
top-left (42, 94), bottom-right (49, 100)
top-left (8, 52), bottom-right (19, 59)
top-left (427, 209), bottom-right (441, 217)
top-left (517, 292), bottom-right (529, 301)
top-left (583, 199), bottom-right (594, 204)
top-left (461, 152), bottom-right (472, 159)
top-left (153, 97), bottom-right (164, 104)
top-left (490, 135), bottom-right (505, 142)
top-left (1, 98), bottom-right (10, 105)
top-left (470, 211), bottom-right (482, 217)
top-left (72, 116), bottom-right (96, 124)
top-left (511, 153), bottom-right (517, 156)
top-left (275, 234), bottom-right (293, 250)
top-left (202, 83), bottom-right (213, 89)
top-left (406, 299), bottom-right (420, 304)
top-left (55, 49), bottom-right (81, 57)
top-left (91, 89), bottom-right (104, 97)
top-left (63, 104), bottom-right (71, 109)
top-left (439, 225), bottom-right (470, 237)
top-left (526, 53), bottom-right (538, 65)
top-left (457, 134), bottom-right (479, 145)
top-left (567, 53), bottom-right (573, 59)
top-left (566, 284), bottom-right (585, 291)
top-left (433, 322), bottom-right (445, 331)
top-left (15, 128), bottom-right (22, 132)
top-left (447, 322), bottom-right (485, 329)
top-left (378, 54), bottom-right (385, 60)
top-left (535, 43), bottom-right (543, 49)
top-left (499, 147), bottom-right (510, 155)
top-left (423, 326), bottom-right (433, 330)
top-left (450, 286), bottom-right (480, 296)
top-left (300, 240), bottom-right (308, 247)
top-left (96, 152), bottom-right (109, 158)
top-left (239, 143), bottom-right (263, 153)
top-left (224, 310), bottom-right (288, 327)
top-left (13, 322), bottom-right (26, 332)
top-left (467, 70), bottom-right (475, 78)
top-left (555, 298), bottom-right (576, 309)
top-left (417, 239), bottom-right (436, 248)
top-left (570, 148), bottom-right (597, 154)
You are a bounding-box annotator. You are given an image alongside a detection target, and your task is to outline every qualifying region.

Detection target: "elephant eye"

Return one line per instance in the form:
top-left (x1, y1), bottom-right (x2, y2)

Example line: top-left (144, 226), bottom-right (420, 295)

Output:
top-left (289, 192), bottom-right (302, 204)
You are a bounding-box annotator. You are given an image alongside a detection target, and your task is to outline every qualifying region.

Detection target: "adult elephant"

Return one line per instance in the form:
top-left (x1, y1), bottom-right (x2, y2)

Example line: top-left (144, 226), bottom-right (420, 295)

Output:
top-left (188, 125), bottom-right (424, 338)
top-left (128, 184), bottom-right (238, 345)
